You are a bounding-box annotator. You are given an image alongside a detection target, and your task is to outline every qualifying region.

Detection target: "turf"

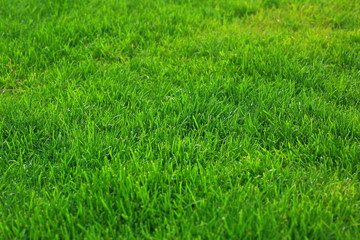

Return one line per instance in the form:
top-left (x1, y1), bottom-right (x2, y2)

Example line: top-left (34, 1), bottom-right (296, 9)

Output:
top-left (0, 0), bottom-right (359, 239)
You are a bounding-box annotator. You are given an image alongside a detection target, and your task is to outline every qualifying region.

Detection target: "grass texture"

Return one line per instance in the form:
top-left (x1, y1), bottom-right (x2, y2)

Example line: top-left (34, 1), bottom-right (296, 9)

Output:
top-left (0, 0), bottom-right (359, 239)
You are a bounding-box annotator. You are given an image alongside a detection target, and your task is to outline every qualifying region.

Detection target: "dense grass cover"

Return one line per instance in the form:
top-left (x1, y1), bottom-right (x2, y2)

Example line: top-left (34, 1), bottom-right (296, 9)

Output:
top-left (1, 0), bottom-right (359, 238)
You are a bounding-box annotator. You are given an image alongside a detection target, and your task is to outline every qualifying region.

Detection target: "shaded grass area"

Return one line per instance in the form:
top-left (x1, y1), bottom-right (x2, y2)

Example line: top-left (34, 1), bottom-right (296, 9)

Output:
top-left (1, 0), bottom-right (359, 239)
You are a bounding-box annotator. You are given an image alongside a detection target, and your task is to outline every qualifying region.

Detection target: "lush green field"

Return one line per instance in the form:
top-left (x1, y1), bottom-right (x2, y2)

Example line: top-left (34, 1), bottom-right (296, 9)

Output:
top-left (1, 0), bottom-right (359, 239)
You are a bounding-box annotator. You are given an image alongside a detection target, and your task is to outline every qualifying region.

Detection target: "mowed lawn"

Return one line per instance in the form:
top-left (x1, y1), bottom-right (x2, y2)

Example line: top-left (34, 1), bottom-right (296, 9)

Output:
top-left (0, 0), bottom-right (359, 239)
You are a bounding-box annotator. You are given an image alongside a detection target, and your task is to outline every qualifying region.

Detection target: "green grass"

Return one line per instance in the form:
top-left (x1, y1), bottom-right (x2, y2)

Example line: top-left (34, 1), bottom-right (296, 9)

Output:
top-left (0, 0), bottom-right (359, 239)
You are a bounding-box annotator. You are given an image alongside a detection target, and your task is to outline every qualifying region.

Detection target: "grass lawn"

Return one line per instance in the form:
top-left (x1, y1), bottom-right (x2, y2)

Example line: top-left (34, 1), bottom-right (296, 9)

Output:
top-left (1, 0), bottom-right (359, 239)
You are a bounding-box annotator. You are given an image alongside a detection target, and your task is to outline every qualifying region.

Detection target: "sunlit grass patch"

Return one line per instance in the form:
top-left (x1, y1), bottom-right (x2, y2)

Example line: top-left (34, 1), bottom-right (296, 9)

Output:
top-left (1, 0), bottom-right (359, 239)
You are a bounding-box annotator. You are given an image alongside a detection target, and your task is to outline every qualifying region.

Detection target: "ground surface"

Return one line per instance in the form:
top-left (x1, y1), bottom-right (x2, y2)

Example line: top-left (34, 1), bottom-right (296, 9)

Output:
top-left (0, 0), bottom-right (359, 239)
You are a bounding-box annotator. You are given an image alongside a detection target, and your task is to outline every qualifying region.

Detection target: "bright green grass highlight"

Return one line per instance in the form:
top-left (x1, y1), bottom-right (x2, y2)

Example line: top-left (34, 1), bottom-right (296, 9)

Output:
top-left (1, 0), bottom-right (359, 239)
